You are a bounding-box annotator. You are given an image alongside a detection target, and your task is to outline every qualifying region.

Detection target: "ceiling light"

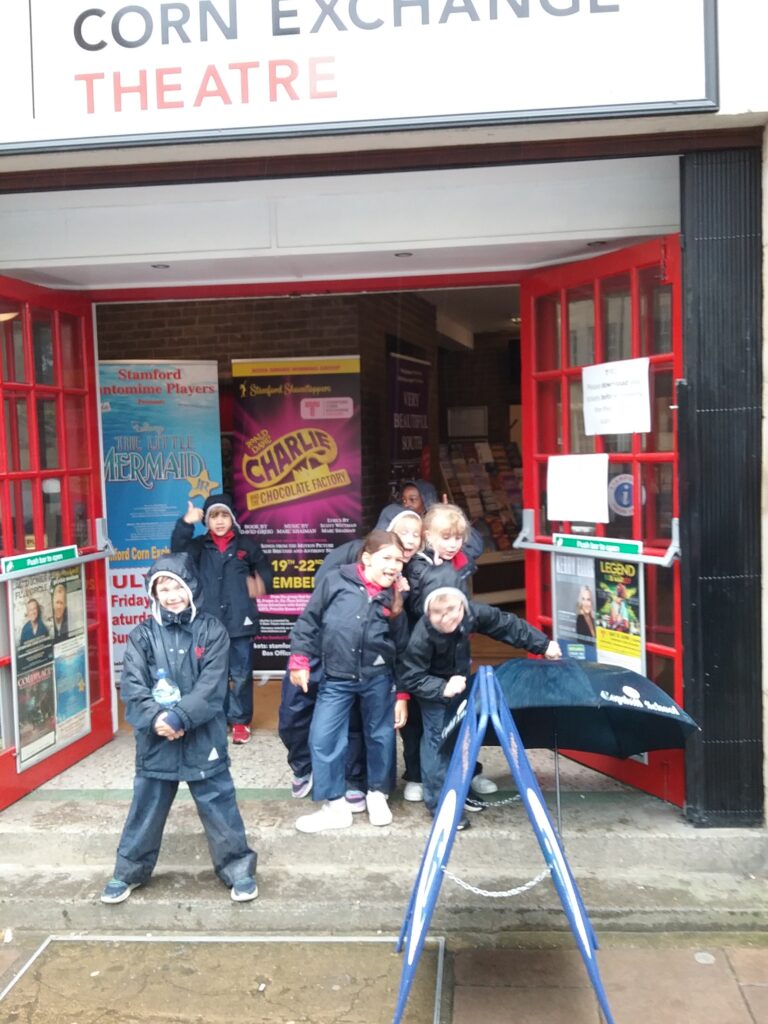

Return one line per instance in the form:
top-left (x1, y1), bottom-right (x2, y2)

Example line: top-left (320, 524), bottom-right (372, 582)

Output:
top-left (587, 241), bottom-right (607, 248)
top-left (151, 263), bottom-right (170, 269)
top-left (0, 312), bottom-right (19, 322)
top-left (394, 251), bottom-right (413, 258)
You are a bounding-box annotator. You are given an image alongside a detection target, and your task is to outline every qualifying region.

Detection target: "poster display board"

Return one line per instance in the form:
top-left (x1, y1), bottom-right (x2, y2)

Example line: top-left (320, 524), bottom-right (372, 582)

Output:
top-left (99, 360), bottom-right (223, 677)
top-left (232, 356), bottom-right (362, 672)
top-left (552, 534), bottom-right (645, 674)
top-left (3, 547), bottom-right (90, 771)
top-left (388, 351), bottom-right (430, 493)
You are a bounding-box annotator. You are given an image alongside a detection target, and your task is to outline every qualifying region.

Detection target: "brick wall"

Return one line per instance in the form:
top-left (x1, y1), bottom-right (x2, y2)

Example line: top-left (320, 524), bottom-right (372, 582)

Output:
top-left (96, 292), bottom-right (438, 526)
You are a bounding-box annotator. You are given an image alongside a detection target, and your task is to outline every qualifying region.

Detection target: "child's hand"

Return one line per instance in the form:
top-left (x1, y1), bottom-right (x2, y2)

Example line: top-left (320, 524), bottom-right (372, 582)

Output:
top-left (247, 575), bottom-right (266, 600)
top-left (154, 712), bottom-right (185, 740)
top-left (183, 501), bottom-right (204, 525)
top-left (395, 574), bottom-right (410, 593)
top-left (443, 674), bottom-right (467, 698)
top-left (290, 669), bottom-right (310, 692)
top-left (394, 698), bottom-right (408, 729)
top-left (544, 641), bottom-right (562, 660)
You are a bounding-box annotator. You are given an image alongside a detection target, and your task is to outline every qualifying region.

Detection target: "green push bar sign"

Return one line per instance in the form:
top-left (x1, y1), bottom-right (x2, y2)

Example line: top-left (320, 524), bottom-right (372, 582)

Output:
top-left (553, 534), bottom-right (643, 558)
top-left (2, 545), bottom-right (78, 575)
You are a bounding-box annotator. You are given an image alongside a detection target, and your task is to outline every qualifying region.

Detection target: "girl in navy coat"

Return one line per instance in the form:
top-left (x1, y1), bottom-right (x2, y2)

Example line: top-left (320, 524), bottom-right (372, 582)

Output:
top-left (288, 531), bottom-right (409, 833)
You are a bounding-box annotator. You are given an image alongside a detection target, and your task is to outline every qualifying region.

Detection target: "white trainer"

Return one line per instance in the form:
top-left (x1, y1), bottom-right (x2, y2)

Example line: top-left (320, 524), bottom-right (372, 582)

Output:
top-left (295, 798), bottom-right (353, 834)
top-left (470, 774), bottom-right (498, 796)
top-left (403, 781), bottom-right (424, 802)
top-left (366, 790), bottom-right (393, 827)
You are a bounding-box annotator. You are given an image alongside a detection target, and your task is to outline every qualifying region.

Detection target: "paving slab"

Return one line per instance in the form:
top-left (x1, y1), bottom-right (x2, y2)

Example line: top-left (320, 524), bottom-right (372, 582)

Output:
top-left (0, 936), bottom-right (444, 1024)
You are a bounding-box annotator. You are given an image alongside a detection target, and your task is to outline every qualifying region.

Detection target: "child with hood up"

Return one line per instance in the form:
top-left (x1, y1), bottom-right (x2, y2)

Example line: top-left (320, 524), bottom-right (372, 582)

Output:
top-left (100, 553), bottom-right (257, 904)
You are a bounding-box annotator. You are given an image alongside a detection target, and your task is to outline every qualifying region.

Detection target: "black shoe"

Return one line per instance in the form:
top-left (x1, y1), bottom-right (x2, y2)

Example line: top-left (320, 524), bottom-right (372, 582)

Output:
top-left (456, 815), bottom-right (471, 831)
top-left (464, 796), bottom-right (485, 813)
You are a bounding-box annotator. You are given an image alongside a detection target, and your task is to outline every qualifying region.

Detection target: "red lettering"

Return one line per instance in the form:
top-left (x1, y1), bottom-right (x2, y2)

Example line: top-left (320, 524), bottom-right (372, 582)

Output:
top-left (309, 57), bottom-right (337, 99)
top-left (74, 73), bottom-right (104, 114)
top-left (269, 60), bottom-right (299, 101)
top-left (229, 61), bottom-right (260, 103)
top-left (113, 70), bottom-right (148, 112)
top-left (156, 67), bottom-right (183, 109)
top-left (194, 64), bottom-right (232, 106)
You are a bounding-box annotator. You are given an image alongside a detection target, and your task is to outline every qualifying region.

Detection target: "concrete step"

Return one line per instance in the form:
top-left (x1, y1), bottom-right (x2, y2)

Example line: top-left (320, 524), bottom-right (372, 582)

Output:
top-left (2, 863), bottom-right (765, 936)
top-left (2, 792), bottom-right (766, 879)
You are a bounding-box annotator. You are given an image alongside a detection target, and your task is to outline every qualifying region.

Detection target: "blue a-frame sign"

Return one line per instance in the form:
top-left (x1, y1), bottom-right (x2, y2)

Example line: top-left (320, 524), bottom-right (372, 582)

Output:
top-left (393, 665), bottom-right (615, 1024)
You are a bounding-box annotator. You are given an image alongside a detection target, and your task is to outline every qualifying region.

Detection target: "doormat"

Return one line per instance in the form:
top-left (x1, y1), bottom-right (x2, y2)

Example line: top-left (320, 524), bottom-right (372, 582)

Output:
top-left (0, 934), bottom-right (445, 1023)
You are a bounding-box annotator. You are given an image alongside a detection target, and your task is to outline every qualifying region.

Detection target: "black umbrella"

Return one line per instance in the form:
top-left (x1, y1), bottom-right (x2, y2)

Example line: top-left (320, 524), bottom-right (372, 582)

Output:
top-left (493, 658), bottom-right (699, 758)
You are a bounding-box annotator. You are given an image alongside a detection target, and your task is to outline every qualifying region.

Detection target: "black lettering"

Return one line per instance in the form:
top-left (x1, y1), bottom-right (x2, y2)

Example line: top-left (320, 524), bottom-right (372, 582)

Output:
top-left (312, 0), bottom-right (347, 31)
top-left (540, 0), bottom-right (579, 13)
top-left (162, 3), bottom-right (191, 43)
top-left (200, 0), bottom-right (238, 40)
top-left (439, 0), bottom-right (480, 20)
top-left (349, 0), bottom-right (384, 29)
top-left (74, 8), bottom-right (107, 50)
top-left (112, 5), bottom-right (153, 48)
top-left (393, 0), bottom-right (430, 27)
top-left (489, 0), bottom-right (529, 16)
top-left (272, 0), bottom-right (300, 34)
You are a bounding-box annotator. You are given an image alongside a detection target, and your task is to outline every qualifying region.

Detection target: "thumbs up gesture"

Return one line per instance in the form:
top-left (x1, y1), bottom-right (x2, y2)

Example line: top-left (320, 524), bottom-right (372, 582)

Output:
top-left (183, 501), bottom-right (204, 525)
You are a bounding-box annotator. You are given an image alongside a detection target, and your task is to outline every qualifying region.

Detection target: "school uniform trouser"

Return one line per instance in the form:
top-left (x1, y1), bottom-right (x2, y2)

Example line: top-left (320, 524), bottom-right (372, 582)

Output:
top-left (113, 771), bottom-right (257, 888)
top-left (225, 635), bottom-right (254, 725)
top-left (278, 660), bottom-right (367, 787)
top-left (399, 696), bottom-right (423, 782)
top-left (419, 696), bottom-right (485, 814)
top-left (309, 675), bottom-right (395, 801)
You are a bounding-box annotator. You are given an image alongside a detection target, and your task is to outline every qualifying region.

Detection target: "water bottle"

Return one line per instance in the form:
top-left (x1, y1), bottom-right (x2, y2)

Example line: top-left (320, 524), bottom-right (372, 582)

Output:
top-left (151, 667), bottom-right (181, 707)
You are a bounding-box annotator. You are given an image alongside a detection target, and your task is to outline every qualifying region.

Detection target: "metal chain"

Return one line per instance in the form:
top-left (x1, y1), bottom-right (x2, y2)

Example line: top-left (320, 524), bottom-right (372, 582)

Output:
top-left (466, 793), bottom-right (522, 809)
top-left (441, 866), bottom-right (550, 899)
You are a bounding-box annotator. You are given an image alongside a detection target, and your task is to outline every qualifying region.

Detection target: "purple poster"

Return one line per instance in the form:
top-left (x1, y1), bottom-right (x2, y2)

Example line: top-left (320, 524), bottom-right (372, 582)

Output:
top-left (232, 356), bottom-right (362, 671)
top-left (388, 351), bottom-right (430, 492)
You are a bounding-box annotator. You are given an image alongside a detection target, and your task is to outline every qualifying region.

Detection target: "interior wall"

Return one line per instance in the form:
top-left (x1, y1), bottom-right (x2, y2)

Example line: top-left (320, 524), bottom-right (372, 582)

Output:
top-left (95, 291), bottom-right (440, 526)
top-left (439, 333), bottom-right (519, 446)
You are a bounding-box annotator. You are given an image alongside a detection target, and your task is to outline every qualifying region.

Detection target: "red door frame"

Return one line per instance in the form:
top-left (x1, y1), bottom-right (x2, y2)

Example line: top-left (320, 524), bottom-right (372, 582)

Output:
top-left (519, 236), bottom-right (685, 805)
top-left (0, 275), bottom-right (113, 810)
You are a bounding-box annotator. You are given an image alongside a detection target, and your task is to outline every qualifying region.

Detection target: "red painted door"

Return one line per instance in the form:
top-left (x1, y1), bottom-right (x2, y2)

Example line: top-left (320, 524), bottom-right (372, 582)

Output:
top-left (519, 237), bottom-right (685, 805)
top-left (0, 276), bottom-right (113, 810)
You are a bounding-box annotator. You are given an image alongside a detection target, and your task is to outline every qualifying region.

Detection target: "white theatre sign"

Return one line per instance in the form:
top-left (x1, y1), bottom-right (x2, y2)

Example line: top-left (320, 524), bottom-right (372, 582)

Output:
top-left (0, 0), bottom-right (717, 151)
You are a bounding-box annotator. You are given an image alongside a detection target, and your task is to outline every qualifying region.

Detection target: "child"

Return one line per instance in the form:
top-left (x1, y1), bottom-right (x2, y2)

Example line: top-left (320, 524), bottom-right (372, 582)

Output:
top-left (288, 531), bottom-right (409, 832)
top-left (405, 503), bottom-right (477, 616)
top-left (171, 493), bottom-right (272, 745)
top-left (100, 553), bottom-right (258, 904)
top-left (278, 507), bottom-right (421, 804)
top-left (399, 570), bottom-right (562, 830)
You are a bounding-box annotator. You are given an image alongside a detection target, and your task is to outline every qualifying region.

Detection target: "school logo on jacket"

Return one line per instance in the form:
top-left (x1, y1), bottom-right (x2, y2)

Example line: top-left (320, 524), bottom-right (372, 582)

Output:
top-left (195, 646), bottom-right (205, 659)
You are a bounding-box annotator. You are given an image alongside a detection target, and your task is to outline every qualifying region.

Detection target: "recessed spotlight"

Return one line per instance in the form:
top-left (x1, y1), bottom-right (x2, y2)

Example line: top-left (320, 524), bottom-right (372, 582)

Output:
top-left (394, 251), bottom-right (413, 258)
top-left (586, 241), bottom-right (607, 249)
top-left (151, 263), bottom-right (170, 269)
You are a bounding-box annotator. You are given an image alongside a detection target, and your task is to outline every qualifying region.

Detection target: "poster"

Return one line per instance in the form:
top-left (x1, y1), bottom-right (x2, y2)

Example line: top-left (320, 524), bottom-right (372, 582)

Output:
top-left (582, 357), bottom-right (651, 436)
top-left (7, 559), bottom-right (90, 769)
top-left (99, 360), bottom-right (223, 678)
top-left (232, 356), bottom-right (362, 671)
top-left (552, 535), bottom-right (645, 674)
top-left (388, 351), bottom-right (430, 494)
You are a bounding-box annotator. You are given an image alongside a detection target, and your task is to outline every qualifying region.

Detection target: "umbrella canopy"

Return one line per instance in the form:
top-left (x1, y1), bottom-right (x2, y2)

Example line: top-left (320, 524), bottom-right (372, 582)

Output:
top-left (492, 658), bottom-right (699, 759)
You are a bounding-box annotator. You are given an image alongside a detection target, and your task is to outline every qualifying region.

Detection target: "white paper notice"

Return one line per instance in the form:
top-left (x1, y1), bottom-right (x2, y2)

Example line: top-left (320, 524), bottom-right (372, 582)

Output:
top-left (547, 454), bottom-right (609, 524)
top-left (582, 358), bottom-right (651, 436)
